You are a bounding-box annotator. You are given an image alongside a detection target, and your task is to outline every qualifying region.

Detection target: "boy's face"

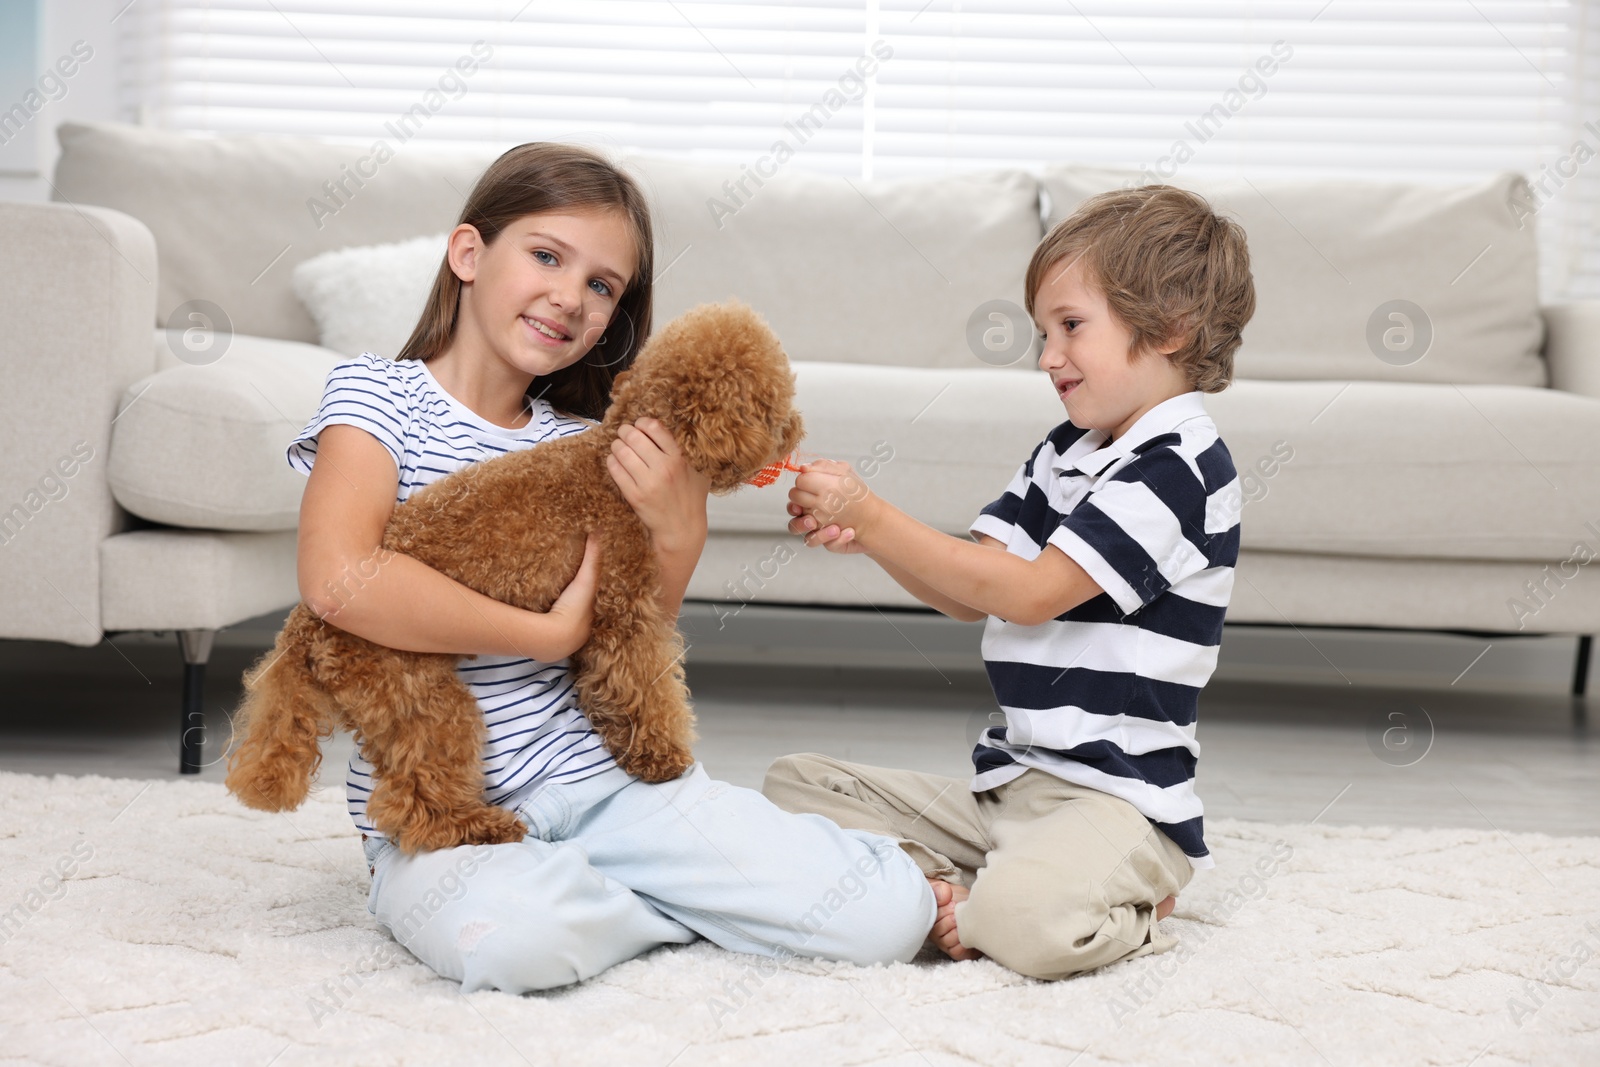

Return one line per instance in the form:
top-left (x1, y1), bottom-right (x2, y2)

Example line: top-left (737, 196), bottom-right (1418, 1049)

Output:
top-left (1032, 255), bottom-right (1192, 442)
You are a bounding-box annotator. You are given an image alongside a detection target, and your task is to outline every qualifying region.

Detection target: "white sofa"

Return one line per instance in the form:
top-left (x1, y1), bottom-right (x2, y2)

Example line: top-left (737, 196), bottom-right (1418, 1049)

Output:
top-left (3, 120), bottom-right (1597, 771)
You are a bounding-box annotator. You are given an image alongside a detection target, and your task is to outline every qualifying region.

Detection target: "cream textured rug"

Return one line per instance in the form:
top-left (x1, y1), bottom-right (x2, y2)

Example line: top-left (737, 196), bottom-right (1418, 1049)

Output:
top-left (1, 772), bottom-right (1596, 1067)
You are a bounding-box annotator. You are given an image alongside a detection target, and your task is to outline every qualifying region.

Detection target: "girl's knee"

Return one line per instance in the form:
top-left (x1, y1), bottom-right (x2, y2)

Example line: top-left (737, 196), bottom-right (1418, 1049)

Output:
top-left (455, 913), bottom-right (590, 993)
top-left (379, 841), bottom-right (651, 994)
top-left (782, 840), bottom-right (935, 966)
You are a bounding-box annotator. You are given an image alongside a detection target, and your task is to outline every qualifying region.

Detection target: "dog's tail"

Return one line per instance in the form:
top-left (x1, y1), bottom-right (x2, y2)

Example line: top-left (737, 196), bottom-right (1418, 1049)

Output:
top-left (224, 614), bottom-right (339, 812)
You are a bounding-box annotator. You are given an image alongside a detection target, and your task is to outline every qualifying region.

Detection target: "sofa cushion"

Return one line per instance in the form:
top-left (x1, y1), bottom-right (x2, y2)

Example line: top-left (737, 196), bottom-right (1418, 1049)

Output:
top-left (627, 157), bottom-right (1042, 368)
top-left (107, 332), bottom-right (339, 530)
top-left (110, 337), bottom-right (1600, 563)
top-left (52, 121), bottom-right (498, 345)
top-left (101, 528), bottom-right (299, 632)
top-left (712, 365), bottom-right (1600, 564)
top-left (1207, 379), bottom-right (1600, 561)
top-left (293, 233), bottom-right (448, 359)
top-left (1040, 167), bottom-right (1546, 388)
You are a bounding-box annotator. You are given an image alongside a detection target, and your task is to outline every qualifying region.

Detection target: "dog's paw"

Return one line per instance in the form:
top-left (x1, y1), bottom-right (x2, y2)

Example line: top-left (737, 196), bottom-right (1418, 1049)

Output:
top-left (391, 805), bottom-right (528, 853)
top-left (624, 747), bottom-right (696, 784)
top-left (224, 766), bottom-right (309, 812)
top-left (463, 805), bottom-right (528, 846)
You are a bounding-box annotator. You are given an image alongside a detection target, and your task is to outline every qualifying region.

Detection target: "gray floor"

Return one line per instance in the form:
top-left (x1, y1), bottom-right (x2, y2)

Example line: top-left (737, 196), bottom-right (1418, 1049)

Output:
top-left (1, 619), bottom-right (1594, 840)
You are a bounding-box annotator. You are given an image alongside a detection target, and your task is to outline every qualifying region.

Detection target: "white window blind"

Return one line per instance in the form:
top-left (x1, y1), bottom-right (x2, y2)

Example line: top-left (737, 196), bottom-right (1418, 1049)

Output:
top-left (118, 0), bottom-right (1599, 297)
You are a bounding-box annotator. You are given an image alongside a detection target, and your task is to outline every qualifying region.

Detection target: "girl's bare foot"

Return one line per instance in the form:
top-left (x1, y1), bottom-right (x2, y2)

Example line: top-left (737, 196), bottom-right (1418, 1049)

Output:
top-left (1156, 895), bottom-right (1177, 921)
top-left (926, 877), bottom-right (983, 961)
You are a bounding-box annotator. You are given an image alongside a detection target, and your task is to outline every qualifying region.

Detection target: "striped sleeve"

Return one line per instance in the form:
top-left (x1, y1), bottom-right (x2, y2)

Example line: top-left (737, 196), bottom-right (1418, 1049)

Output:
top-left (1048, 445), bottom-right (1212, 616)
top-left (969, 440), bottom-right (1045, 544)
top-left (286, 354), bottom-right (409, 477)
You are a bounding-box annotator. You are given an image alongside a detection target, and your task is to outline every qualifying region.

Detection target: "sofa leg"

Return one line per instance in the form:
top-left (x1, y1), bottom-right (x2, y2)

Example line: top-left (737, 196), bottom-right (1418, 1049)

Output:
top-left (1575, 635), bottom-right (1593, 699)
top-left (177, 629), bottom-right (216, 775)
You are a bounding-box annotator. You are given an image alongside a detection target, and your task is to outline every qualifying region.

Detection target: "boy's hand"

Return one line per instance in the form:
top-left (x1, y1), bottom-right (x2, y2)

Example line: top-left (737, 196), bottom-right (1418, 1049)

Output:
top-left (786, 501), bottom-right (866, 553)
top-left (606, 418), bottom-right (711, 555)
top-left (788, 459), bottom-right (881, 550)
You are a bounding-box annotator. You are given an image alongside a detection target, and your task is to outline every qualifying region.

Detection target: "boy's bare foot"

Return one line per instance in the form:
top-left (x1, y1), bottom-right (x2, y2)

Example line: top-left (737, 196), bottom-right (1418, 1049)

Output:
top-left (927, 877), bottom-right (983, 961)
top-left (1156, 895), bottom-right (1177, 921)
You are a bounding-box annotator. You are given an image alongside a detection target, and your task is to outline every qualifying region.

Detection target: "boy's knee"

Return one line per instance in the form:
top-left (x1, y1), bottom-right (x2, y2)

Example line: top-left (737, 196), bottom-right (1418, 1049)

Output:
top-left (962, 909), bottom-right (1118, 981)
top-left (986, 937), bottom-right (1110, 982)
top-left (961, 870), bottom-right (1152, 981)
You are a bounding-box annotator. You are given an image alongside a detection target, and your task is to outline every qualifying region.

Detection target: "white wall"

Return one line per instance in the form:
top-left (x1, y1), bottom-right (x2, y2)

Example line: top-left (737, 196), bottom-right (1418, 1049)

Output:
top-left (0, 0), bottom-right (123, 204)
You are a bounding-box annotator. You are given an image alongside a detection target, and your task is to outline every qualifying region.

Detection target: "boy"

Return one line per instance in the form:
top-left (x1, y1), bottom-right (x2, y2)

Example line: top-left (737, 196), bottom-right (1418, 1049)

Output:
top-left (766, 185), bottom-right (1255, 980)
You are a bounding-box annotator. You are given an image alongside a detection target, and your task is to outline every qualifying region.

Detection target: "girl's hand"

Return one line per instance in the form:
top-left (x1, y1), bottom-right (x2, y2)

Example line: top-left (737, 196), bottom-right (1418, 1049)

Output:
top-left (606, 418), bottom-right (710, 554)
top-left (788, 460), bottom-right (880, 550)
top-left (542, 534), bottom-right (601, 659)
top-left (787, 501), bottom-right (867, 554)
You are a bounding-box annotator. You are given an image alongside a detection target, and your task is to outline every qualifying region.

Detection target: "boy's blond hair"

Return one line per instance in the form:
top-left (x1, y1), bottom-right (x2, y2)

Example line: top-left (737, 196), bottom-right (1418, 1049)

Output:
top-left (1026, 185), bottom-right (1255, 394)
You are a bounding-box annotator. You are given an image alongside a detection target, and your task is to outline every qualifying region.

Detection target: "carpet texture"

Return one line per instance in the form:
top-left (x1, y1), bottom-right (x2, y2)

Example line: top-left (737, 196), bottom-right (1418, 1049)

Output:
top-left (1, 771), bottom-right (1596, 1067)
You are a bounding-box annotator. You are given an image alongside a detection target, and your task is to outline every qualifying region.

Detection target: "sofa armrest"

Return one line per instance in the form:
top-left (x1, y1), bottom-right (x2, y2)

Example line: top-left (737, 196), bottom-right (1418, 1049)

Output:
top-left (0, 201), bottom-right (157, 644)
top-left (1542, 302), bottom-right (1600, 401)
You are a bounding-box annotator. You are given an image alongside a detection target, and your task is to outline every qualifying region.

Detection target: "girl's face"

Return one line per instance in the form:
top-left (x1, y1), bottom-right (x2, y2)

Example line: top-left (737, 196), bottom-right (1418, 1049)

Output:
top-left (450, 208), bottom-right (637, 380)
top-left (1032, 254), bottom-right (1189, 441)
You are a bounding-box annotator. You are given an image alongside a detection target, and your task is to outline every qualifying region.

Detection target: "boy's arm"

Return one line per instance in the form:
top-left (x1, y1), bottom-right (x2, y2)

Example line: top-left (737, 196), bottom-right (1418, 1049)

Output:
top-left (791, 461), bottom-right (1103, 626)
top-left (872, 547), bottom-right (994, 623)
top-left (788, 500), bottom-right (992, 623)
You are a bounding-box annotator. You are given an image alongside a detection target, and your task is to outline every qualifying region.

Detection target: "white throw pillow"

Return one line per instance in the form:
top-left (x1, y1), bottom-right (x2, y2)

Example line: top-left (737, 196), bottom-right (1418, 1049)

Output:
top-left (292, 232), bottom-right (449, 359)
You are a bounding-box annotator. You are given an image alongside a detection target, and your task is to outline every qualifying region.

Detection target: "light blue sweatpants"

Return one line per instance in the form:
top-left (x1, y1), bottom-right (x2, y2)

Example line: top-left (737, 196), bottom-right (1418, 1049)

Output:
top-left (361, 760), bottom-right (938, 993)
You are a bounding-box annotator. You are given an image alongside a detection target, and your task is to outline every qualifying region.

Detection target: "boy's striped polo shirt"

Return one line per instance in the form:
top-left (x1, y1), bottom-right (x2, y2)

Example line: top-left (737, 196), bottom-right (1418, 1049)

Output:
top-left (967, 391), bottom-right (1242, 870)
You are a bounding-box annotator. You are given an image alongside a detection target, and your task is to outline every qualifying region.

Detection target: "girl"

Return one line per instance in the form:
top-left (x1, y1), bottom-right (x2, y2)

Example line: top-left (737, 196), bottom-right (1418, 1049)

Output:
top-left (284, 142), bottom-right (936, 994)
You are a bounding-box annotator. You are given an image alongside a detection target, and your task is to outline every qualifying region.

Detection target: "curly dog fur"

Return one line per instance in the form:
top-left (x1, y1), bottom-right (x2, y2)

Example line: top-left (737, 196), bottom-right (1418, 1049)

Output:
top-left (224, 302), bottom-right (803, 853)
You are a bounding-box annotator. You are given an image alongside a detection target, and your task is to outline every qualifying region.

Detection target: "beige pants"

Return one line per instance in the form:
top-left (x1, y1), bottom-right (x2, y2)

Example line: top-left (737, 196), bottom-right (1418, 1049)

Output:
top-left (762, 753), bottom-right (1196, 981)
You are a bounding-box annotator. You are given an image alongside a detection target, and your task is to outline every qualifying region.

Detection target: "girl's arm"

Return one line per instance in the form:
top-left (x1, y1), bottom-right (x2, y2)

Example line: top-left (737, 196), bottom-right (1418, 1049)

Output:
top-left (605, 417), bottom-right (710, 619)
top-left (789, 460), bottom-right (1103, 627)
top-left (298, 423), bottom-right (599, 660)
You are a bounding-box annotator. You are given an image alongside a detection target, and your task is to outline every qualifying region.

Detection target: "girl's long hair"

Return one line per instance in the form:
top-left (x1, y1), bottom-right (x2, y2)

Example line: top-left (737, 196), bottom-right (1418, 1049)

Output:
top-left (395, 142), bottom-right (655, 421)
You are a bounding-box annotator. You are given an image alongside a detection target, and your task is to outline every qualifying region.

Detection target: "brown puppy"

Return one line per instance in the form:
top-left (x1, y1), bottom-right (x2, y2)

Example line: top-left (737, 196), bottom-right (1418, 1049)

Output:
top-left (224, 302), bottom-right (803, 853)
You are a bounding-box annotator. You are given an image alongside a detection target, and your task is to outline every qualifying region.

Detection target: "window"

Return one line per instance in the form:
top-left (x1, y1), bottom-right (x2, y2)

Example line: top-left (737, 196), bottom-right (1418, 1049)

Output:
top-left (119, 1), bottom-right (1598, 296)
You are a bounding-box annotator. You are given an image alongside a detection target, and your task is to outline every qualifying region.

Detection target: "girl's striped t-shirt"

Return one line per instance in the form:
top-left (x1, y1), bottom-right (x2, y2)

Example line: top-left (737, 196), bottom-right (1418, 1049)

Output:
top-left (286, 351), bottom-right (618, 836)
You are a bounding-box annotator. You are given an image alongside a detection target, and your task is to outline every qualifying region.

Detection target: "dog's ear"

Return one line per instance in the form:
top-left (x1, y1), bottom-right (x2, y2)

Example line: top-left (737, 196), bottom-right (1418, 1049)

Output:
top-left (601, 368), bottom-right (637, 428)
top-left (680, 412), bottom-right (764, 493)
top-left (776, 410), bottom-right (804, 457)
